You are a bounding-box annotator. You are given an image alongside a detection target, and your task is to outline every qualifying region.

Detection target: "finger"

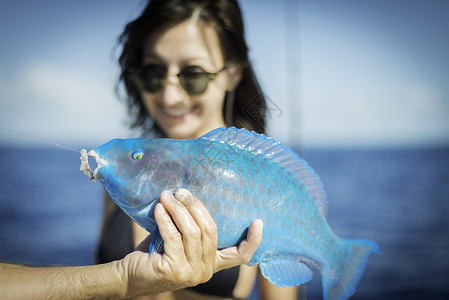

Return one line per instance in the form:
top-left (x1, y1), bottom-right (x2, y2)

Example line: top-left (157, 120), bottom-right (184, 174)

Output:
top-left (174, 188), bottom-right (215, 228)
top-left (216, 219), bottom-right (263, 272)
top-left (174, 189), bottom-right (217, 244)
top-left (175, 189), bottom-right (217, 271)
top-left (160, 190), bottom-right (202, 264)
top-left (153, 202), bottom-right (185, 258)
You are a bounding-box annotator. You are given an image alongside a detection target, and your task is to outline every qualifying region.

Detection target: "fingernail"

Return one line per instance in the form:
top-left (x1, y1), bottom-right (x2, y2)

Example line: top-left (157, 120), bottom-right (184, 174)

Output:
top-left (254, 219), bottom-right (264, 229)
top-left (175, 188), bottom-right (190, 199)
top-left (175, 188), bottom-right (196, 206)
top-left (162, 190), bottom-right (174, 199)
top-left (155, 203), bottom-right (168, 216)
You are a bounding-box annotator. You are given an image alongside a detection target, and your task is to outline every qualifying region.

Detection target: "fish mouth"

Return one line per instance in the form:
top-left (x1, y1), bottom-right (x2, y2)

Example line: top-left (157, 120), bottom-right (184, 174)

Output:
top-left (80, 149), bottom-right (107, 181)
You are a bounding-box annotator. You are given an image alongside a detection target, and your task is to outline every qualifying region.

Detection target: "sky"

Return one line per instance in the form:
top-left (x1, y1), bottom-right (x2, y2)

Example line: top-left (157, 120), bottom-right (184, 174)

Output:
top-left (1, 0), bottom-right (448, 149)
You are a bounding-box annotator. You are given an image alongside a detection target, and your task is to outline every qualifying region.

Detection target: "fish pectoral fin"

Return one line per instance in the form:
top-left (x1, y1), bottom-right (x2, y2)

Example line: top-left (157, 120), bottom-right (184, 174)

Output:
top-left (148, 228), bottom-right (164, 254)
top-left (259, 256), bottom-right (313, 288)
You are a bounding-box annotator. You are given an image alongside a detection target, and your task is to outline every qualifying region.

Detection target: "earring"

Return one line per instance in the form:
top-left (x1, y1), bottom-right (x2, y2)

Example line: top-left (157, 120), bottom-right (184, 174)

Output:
top-left (227, 63), bottom-right (237, 91)
top-left (229, 65), bottom-right (236, 76)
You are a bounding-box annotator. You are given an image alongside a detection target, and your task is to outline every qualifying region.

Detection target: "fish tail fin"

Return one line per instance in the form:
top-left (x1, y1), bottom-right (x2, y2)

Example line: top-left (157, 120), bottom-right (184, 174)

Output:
top-left (322, 239), bottom-right (380, 300)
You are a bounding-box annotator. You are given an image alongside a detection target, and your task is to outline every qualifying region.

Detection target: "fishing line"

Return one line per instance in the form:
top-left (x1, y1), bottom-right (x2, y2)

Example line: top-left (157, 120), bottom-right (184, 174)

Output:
top-left (0, 126), bottom-right (81, 153)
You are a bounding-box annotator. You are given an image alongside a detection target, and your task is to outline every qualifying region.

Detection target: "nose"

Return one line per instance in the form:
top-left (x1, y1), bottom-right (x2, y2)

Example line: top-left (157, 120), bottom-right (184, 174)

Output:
top-left (159, 74), bottom-right (188, 107)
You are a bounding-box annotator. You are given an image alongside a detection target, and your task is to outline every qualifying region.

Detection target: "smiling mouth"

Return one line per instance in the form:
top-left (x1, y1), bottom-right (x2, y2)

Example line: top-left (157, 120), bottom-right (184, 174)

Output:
top-left (162, 106), bottom-right (198, 118)
top-left (80, 149), bottom-right (107, 181)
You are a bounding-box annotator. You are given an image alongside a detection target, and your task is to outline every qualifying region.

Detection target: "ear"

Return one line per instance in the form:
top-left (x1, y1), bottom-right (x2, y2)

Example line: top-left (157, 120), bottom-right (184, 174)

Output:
top-left (226, 62), bottom-right (243, 91)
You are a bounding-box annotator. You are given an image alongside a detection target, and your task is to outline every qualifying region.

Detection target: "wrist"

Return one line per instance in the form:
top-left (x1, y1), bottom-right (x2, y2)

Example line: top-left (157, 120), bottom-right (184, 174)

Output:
top-left (110, 259), bottom-right (128, 299)
top-left (63, 262), bottom-right (126, 300)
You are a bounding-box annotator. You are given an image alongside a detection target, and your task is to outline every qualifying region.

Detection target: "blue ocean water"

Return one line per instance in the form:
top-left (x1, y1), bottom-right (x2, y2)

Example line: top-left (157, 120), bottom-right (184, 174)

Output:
top-left (0, 147), bottom-right (448, 299)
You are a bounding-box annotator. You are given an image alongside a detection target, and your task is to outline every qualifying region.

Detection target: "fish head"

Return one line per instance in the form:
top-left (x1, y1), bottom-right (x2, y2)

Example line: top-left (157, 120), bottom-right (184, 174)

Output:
top-left (84, 138), bottom-right (184, 233)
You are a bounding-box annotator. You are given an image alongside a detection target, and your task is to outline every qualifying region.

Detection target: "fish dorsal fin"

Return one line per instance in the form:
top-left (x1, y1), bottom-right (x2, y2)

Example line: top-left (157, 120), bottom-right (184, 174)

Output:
top-left (200, 127), bottom-right (328, 217)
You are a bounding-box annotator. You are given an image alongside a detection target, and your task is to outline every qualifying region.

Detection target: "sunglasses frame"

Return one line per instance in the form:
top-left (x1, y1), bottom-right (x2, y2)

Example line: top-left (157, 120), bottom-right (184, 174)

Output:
top-left (130, 65), bottom-right (227, 96)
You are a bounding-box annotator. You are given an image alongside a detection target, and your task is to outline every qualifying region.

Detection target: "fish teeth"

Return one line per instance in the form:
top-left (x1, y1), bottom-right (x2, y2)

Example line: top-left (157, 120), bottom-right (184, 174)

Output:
top-left (88, 150), bottom-right (107, 180)
top-left (80, 149), bottom-right (95, 181)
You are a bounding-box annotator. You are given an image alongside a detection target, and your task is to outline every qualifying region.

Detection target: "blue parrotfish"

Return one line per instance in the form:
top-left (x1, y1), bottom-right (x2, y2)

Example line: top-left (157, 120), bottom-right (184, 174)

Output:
top-left (80, 127), bottom-right (380, 300)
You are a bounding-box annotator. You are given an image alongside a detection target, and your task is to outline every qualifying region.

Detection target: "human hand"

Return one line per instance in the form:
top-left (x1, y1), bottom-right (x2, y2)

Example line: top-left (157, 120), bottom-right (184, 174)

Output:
top-left (118, 188), bottom-right (263, 298)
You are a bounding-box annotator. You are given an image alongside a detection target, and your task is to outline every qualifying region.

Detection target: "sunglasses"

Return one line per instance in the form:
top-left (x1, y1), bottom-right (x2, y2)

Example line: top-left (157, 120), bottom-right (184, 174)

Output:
top-left (131, 65), bottom-right (227, 95)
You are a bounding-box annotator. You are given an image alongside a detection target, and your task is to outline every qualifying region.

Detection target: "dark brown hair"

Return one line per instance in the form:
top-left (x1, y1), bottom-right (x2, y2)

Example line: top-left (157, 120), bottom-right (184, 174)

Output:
top-left (118, 0), bottom-right (267, 136)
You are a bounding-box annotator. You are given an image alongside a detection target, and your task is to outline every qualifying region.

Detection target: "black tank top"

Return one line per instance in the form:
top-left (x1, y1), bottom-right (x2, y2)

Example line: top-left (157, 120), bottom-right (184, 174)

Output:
top-left (97, 207), bottom-right (240, 298)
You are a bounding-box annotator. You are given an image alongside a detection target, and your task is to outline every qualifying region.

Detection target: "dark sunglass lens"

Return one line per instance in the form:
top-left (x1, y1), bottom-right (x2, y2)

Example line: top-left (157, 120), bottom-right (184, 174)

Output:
top-left (140, 66), bottom-right (165, 93)
top-left (179, 73), bottom-right (209, 95)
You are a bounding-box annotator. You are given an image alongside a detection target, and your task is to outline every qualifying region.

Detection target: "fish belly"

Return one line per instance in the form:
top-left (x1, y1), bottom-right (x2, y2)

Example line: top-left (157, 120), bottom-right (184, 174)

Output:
top-left (183, 139), bottom-right (335, 268)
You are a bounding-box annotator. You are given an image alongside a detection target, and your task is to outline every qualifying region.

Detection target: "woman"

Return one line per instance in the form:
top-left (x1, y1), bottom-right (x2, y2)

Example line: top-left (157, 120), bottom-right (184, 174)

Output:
top-left (98, 0), bottom-right (297, 299)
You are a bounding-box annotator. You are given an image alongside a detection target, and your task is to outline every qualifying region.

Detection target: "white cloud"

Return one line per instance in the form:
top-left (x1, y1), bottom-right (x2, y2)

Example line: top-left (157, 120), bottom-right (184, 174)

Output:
top-left (0, 62), bottom-right (130, 148)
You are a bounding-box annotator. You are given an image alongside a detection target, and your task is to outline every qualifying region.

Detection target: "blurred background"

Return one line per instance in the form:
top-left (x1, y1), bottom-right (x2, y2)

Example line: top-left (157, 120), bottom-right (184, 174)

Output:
top-left (1, 0), bottom-right (448, 299)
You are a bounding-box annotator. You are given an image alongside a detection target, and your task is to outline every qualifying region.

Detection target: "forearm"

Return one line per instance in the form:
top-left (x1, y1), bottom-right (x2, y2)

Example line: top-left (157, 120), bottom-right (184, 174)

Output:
top-left (0, 188), bottom-right (263, 300)
top-left (0, 261), bottom-right (125, 300)
top-left (259, 271), bottom-right (297, 300)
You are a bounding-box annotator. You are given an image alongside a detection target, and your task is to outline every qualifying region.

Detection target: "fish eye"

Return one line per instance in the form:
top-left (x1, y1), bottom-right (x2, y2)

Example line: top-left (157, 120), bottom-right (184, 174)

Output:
top-left (131, 149), bottom-right (144, 161)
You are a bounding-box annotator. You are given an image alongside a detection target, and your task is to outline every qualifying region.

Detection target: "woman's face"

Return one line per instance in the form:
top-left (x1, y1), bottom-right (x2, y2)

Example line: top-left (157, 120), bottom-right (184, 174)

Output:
top-left (141, 19), bottom-right (230, 139)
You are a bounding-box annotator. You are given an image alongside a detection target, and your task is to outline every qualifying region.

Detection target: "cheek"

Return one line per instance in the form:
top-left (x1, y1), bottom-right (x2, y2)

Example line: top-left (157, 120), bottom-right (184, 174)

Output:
top-left (202, 89), bottom-right (226, 116)
top-left (141, 94), bottom-right (158, 117)
top-left (201, 79), bottom-right (227, 114)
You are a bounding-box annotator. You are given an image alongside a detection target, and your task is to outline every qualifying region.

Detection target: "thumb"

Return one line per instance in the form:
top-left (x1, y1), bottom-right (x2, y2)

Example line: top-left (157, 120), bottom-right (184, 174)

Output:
top-left (215, 219), bottom-right (263, 272)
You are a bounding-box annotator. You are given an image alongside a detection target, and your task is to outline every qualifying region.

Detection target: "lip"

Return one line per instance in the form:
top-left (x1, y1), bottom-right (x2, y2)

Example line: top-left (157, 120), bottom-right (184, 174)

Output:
top-left (161, 105), bottom-right (198, 120)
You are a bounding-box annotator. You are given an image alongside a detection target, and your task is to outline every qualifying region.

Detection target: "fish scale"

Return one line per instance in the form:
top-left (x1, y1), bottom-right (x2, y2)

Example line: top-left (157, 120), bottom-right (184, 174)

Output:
top-left (82, 127), bottom-right (380, 300)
